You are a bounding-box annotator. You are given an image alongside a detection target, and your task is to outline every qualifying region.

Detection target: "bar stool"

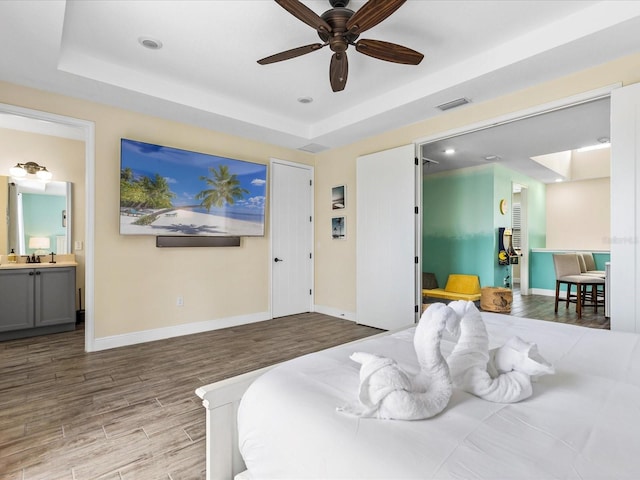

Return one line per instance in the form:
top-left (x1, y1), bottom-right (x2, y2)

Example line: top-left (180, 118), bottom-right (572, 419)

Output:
top-left (578, 252), bottom-right (605, 308)
top-left (553, 253), bottom-right (605, 319)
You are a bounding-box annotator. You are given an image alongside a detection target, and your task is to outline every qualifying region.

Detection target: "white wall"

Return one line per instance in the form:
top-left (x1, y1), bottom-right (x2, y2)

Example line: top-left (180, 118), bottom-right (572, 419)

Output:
top-left (571, 147), bottom-right (610, 180)
top-left (545, 177), bottom-right (610, 250)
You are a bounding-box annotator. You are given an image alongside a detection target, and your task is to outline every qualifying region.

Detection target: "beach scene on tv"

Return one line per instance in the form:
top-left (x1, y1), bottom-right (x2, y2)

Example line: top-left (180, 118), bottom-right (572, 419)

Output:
top-left (119, 139), bottom-right (267, 236)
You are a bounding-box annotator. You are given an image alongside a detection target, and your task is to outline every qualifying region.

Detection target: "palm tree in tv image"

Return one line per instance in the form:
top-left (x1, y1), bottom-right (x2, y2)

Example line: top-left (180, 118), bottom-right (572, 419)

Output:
top-left (120, 168), bottom-right (175, 218)
top-left (195, 164), bottom-right (249, 212)
top-left (140, 173), bottom-right (175, 209)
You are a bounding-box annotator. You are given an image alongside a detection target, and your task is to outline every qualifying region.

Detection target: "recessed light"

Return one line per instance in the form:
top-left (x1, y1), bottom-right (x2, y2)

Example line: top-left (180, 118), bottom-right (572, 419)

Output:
top-left (297, 97), bottom-right (313, 104)
top-left (138, 37), bottom-right (163, 50)
top-left (555, 178), bottom-right (564, 182)
top-left (484, 155), bottom-right (500, 161)
top-left (444, 148), bottom-right (455, 155)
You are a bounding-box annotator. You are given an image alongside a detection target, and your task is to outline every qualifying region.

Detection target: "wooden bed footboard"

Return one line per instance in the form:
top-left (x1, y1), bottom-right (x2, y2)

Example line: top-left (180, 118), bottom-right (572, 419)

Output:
top-left (195, 364), bottom-right (279, 480)
top-left (195, 330), bottom-right (393, 480)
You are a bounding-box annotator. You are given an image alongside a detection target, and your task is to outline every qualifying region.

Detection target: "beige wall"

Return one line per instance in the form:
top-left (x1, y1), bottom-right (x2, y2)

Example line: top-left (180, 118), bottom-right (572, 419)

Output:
top-left (545, 178), bottom-right (610, 250)
top-left (0, 129), bottom-right (86, 299)
top-left (571, 147), bottom-right (610, 180)
top-left (313, 52), bottom-right (640, 314)
top-left (1, 50), bottom-right (640, 343)
top-left (0, 81), bottom-right (312, 338)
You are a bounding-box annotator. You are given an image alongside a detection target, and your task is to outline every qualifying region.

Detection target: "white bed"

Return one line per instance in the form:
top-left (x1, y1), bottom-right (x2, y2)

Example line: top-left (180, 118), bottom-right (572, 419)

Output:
top-left (196, 312), bottom-right (640, 480)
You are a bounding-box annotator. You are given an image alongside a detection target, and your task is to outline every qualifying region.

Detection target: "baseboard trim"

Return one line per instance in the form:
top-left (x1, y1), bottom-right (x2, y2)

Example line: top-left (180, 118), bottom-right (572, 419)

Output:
top-left (314, 305), bottom-right (357, 322)
top-left (530, 288), bottom-right (555, 297)
top-left (92, 311), bottom-right (271, 351)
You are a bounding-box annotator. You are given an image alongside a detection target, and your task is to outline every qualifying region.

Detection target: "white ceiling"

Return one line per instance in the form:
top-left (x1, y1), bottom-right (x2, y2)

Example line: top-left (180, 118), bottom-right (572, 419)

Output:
top-left (420, 96), bottom-right (611, 183)
top-left (1, 0), bottom-right (639, 156)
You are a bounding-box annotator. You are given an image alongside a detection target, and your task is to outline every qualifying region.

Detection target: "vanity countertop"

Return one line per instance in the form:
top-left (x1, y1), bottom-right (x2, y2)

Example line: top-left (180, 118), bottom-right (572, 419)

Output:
top-left (0, 261), bottom-right (78, 270)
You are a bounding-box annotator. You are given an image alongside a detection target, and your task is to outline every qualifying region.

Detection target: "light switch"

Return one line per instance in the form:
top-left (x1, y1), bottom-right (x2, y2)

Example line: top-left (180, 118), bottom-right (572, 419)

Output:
top-left (74, 241), bottom-right (83, 251)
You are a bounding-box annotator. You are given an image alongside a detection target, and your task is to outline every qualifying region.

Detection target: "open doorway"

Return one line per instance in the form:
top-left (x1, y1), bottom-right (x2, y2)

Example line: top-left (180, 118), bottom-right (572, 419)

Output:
top-left (417, 85), bottom-right (613, 295)
top-left (511, 183), bottom-right (528, 295)
top-left (0, 102), bottom-right (95, 351)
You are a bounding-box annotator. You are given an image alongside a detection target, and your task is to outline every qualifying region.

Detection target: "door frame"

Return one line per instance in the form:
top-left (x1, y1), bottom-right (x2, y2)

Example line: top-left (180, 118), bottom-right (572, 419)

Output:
top-left (513, 183), bottom-right (530, 295)
top-left (269, 158), bottom-right (314, 318)
top-left (414, 83), bottom-right (620, 295)
top-left (0, 101), bottom-right (96, 351)
top-left (610, 82), bottom-right (640, 332)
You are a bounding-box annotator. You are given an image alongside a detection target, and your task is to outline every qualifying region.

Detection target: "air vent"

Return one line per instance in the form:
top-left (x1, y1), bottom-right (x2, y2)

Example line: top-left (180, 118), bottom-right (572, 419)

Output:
top-left (298, 143), bottom-right (329, 153)
top-left (436, 97), bottom-right (471, 111)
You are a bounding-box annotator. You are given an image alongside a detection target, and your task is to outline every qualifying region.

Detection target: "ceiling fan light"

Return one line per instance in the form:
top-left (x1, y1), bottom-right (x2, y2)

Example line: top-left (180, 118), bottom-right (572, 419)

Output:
top-left (261, 0), bottom-right (420, 92)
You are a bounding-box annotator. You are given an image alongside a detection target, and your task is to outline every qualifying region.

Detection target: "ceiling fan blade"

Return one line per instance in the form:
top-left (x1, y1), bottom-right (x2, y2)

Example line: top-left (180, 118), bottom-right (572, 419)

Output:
top-left (330, 52), bottom-right (348, 92)
top-left (355, 39), bottom-right (424, 65)
top-left (258, 43), bottom-right (325, 65)
top-left (346, 0), bottom-right (406, 34)
top-left (275, 0), bottom-right (332, 33)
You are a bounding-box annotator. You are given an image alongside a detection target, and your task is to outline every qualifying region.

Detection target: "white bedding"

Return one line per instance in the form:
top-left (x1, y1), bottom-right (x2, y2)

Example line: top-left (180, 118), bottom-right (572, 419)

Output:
top-left (237, 313), bottom-right (640, 479)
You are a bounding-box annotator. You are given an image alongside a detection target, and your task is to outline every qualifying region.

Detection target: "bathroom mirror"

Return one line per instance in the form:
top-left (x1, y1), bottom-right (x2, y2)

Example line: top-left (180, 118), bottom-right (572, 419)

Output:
top-left (3, 175), bottom-right (72, 256)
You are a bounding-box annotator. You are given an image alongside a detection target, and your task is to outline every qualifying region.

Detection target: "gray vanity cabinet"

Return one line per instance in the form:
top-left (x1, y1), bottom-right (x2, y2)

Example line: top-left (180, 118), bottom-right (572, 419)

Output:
top-left (0, 268), bottom-right (34, 331)
top-left (0, 266), bottom-right (76, 339)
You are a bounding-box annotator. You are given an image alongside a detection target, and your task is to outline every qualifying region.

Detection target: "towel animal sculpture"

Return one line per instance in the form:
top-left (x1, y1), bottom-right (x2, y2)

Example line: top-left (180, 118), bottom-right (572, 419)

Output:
top-left (339, 303), bottom-right (461, 420)
top-left (446, 300), bottom-right (555, 403)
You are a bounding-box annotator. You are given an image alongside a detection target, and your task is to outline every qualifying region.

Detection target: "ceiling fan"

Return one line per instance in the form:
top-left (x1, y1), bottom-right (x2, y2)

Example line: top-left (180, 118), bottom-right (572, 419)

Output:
top-left (257, 0), bottom-right (424, 92)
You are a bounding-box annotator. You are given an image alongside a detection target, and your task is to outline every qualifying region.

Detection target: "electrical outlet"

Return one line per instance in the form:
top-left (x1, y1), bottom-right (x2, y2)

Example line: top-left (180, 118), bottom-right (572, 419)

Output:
top-left (176, 296), bottom-right (184, 307)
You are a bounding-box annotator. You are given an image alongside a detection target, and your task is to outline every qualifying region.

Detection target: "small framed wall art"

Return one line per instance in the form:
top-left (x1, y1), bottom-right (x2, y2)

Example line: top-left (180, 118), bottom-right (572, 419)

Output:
top-left (331, 185), bottom-right (346, 210)
top-left (332, 216), bottom-right (346, 240)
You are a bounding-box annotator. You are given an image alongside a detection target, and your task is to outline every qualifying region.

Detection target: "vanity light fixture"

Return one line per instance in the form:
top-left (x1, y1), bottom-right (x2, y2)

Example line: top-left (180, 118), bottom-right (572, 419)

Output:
top-left (9, 161), bottom-right (53, 181)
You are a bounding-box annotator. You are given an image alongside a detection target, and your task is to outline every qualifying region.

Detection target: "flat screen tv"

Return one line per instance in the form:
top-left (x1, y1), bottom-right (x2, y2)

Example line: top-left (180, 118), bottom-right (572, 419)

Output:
top-left (120, 139), bottom-right (267, 237)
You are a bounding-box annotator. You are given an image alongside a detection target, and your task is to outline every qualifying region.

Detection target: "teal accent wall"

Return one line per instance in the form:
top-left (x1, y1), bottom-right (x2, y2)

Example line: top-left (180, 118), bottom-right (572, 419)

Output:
top-left (423, 166), bottom-right (495, 288)
top-left (423, 164), bottom-right (546, 289)
top-left (530, 250), bottom-right (611, 291)
top-left (22, 193), bottom-right (66, 254)
top-left (530, 251), bottom-right (557, 290)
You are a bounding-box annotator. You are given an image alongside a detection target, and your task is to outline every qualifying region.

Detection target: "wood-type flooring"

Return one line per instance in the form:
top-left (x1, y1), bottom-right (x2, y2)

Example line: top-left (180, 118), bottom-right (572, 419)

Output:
top-left (0, 292), bottom-right (608, 479)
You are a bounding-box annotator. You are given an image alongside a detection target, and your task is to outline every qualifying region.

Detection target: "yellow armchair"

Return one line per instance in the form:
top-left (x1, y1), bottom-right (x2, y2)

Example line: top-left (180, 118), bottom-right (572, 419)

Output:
top-left (422, 274), bottom-right (482, 302)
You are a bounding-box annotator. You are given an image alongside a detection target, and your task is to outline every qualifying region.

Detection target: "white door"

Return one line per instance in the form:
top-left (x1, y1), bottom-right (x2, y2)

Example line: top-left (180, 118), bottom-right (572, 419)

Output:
top-left (271, 160), bottom-right (313, 318)
top-left (610, 83), bottom-right (640, 333)
top-left (356, 144), bottom-right (419, 330)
